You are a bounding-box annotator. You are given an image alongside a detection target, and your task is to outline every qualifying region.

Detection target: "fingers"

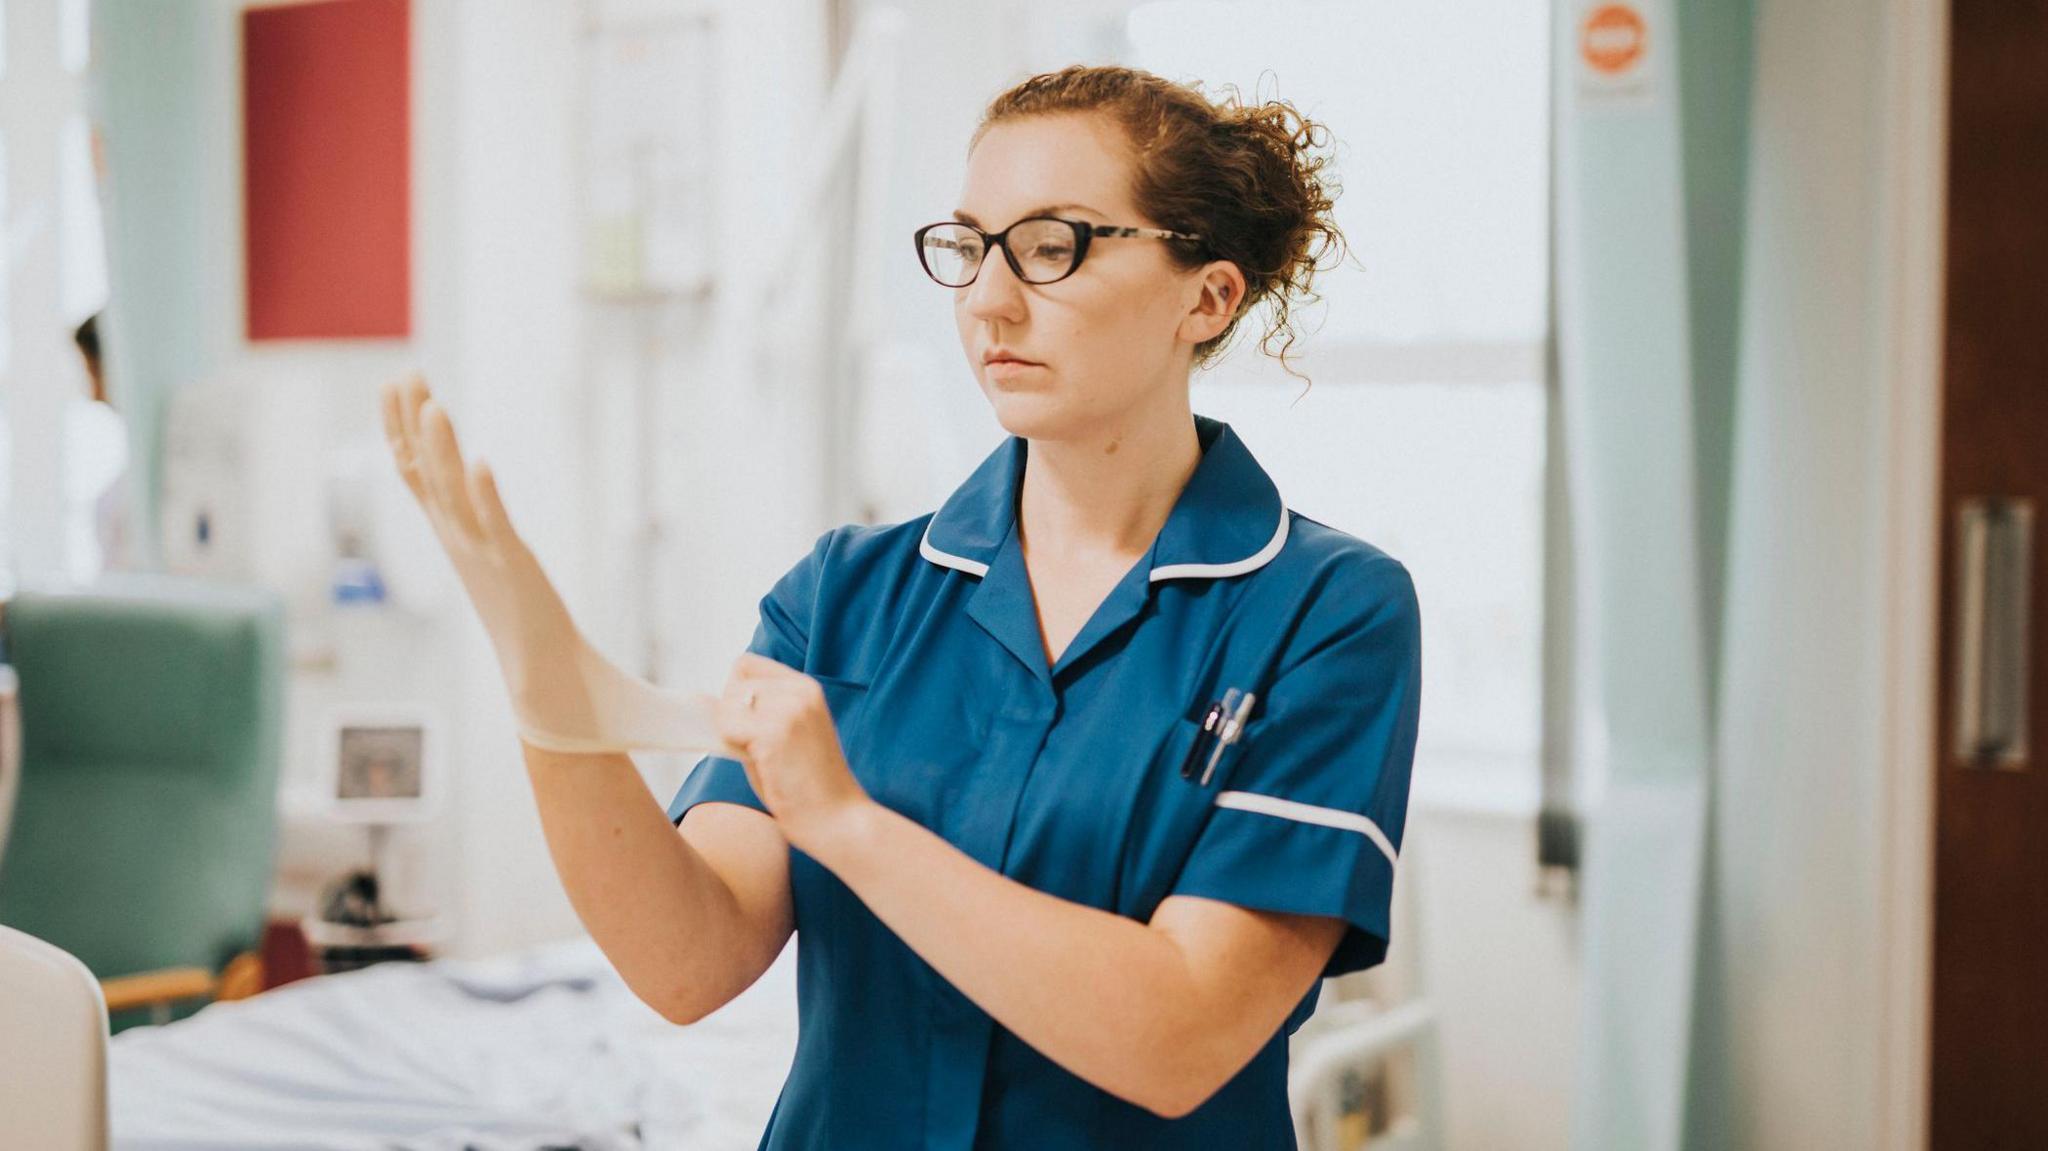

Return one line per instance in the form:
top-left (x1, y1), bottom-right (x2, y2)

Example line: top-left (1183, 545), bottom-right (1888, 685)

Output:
top-left (383, 373), bottom-right (445, 525)
top-left (419, 399), bottom-right (487, 547)
top-left (714, 679), bottom-right (764, 754)
top-left (380, 379), bottom-right (430, 505)
top-left (398, 373), bottom-right (427, 449)
top-left (467, 458), bottom-right (518, 548)
top-left (714, 665), bottom-right (806, 751)
top-left (383, 373), bottom-right (519, 562)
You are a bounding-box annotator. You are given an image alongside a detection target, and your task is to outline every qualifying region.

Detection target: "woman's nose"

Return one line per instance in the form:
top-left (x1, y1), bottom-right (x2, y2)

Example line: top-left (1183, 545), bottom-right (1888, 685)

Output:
top-left (962, 247), bottom-right (1027, 322)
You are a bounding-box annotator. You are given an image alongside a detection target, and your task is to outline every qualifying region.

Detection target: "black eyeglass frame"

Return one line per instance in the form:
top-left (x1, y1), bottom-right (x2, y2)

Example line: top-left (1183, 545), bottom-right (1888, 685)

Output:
top-left (912, 215), bottom-right (1205, 287)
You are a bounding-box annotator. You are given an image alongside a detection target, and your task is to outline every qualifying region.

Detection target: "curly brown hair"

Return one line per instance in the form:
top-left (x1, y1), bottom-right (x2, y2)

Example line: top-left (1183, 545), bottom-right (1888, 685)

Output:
top-left (972, 64), bottom-right (1350, 387)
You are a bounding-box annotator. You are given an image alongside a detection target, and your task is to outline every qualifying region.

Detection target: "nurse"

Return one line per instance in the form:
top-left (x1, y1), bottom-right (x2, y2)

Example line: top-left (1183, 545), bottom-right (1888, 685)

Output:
top-left (387, 63), bottom-right (1420, 1151)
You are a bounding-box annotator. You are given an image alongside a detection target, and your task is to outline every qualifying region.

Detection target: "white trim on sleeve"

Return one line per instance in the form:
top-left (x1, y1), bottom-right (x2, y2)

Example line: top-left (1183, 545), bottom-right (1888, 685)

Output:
top-left (1213, 789), bottom-right (1398, 867)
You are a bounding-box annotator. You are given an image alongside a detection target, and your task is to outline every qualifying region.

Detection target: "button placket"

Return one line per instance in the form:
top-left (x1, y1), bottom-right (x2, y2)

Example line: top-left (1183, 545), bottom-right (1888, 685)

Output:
top-left (920, 696), bottom-right (1055, 1148)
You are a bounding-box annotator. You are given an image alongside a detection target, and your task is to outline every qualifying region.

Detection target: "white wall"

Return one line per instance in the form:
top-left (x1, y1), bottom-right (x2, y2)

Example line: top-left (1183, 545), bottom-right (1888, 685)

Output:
top-left (1410, 809), bottom-right (1579, 1151)
top-left (433, 0), bottom-right (584, 957)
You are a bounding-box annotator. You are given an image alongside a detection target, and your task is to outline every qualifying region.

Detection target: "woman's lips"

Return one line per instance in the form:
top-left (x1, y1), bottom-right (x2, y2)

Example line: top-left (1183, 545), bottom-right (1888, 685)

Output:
top-left (985, 359), bottom-right (1043, 380)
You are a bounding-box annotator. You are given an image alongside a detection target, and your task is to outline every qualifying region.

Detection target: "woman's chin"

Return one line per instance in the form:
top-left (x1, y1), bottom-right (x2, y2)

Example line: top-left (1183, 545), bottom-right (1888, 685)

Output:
top-left (983, 387), bottom-right (1074, 439)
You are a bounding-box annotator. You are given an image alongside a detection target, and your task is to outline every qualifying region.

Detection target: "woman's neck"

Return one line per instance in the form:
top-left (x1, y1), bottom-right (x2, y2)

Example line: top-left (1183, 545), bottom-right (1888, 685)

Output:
top-left (1015, 398), bottom-right (1202, 564)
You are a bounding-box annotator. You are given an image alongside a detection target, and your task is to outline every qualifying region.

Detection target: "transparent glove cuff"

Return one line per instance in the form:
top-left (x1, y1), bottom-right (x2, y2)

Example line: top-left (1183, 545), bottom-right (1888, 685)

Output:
top-left (509, 638), bottom-right (733, 756)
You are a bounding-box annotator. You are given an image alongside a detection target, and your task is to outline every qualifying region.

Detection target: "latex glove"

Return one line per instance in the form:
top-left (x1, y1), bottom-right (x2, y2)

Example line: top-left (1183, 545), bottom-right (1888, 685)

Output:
top-left (379, 374), bottom-right (737, 757)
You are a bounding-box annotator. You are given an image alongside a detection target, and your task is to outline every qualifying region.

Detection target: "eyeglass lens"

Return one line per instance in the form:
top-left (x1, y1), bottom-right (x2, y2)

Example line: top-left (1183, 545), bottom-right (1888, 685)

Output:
top-left (920, 219), bottom-right (1079, 286)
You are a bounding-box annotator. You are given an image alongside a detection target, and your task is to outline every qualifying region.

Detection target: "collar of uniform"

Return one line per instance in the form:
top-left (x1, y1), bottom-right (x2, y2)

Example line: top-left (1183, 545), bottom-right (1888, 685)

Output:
top-left (918, 413), bottom-right (1289, 583)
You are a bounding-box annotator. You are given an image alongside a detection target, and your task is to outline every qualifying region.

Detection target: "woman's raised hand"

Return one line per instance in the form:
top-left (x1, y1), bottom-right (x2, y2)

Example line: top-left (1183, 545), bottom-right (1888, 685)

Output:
top-left (379, 374), bottom-right (731, 756)
top-left (381, 374), bottom-right (588, 735)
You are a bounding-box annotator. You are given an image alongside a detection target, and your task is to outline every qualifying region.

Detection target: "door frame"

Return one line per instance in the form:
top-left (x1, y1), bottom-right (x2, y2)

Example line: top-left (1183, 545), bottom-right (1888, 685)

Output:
top-left (1876, 0), bottom-right (1948, 1146)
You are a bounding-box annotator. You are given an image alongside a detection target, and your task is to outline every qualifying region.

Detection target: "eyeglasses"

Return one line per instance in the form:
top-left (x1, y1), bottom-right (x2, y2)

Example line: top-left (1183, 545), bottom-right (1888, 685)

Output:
top-left (913, 215), bottom-right (1203, 288)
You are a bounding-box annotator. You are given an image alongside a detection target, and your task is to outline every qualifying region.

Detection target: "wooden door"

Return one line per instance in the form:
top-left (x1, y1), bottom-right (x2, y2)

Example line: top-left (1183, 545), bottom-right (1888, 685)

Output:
top-left (1931, 2), bottom-right (2048, 1146)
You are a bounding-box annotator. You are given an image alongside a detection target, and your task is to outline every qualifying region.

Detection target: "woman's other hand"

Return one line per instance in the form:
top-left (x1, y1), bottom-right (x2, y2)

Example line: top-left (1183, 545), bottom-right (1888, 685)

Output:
top-left (716, 652), bottom-right (875, 851)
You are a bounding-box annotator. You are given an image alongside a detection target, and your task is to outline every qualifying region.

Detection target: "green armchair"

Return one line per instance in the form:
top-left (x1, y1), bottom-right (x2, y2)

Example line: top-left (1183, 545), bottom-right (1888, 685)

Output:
top-left (0, 572), bottom-right (287, 1032)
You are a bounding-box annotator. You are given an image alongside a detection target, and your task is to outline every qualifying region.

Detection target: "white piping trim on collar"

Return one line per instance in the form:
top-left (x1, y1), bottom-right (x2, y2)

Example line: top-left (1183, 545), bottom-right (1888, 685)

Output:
top-left (921, 504), bottom-right (1289, 583)
top-left (1149, 507), bottom-right (1291, 582)
top-left (919, 518), bottom-right (990, 577)
top-left (1214, 789), bottom-right (1398, 867)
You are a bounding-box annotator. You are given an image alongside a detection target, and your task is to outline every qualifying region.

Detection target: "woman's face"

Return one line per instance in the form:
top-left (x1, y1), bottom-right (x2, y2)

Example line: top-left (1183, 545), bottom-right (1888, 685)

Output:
top-left (951, 113), bottom-right (1218, 442)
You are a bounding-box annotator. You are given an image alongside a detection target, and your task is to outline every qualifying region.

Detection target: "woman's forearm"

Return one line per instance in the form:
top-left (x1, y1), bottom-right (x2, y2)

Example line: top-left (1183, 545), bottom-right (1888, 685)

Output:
top-left (803, 800), bottom-right (1227, 1117)
top-left (521, 742), bottom-right (768, 1022)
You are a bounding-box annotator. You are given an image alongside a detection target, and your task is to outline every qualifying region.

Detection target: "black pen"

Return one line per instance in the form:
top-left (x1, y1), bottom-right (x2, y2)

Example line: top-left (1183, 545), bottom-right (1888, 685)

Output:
top-left (1180, 699), bottom-right (1227, 779)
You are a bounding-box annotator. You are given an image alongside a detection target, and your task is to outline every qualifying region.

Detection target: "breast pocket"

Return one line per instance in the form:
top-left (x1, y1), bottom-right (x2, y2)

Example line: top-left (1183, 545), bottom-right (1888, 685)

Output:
top-left (1165, 702), bottom-right (1262, 793)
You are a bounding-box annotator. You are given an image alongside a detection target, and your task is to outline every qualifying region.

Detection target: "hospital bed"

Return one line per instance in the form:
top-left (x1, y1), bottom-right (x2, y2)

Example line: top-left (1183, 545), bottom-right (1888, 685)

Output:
top-left (2, 922), bottom-right (800, 1151)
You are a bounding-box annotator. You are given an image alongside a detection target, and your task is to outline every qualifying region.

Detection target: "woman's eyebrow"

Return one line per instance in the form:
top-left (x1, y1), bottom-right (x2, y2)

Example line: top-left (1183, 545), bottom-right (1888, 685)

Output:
top-left (951, 202), bottom-right (1103, 227)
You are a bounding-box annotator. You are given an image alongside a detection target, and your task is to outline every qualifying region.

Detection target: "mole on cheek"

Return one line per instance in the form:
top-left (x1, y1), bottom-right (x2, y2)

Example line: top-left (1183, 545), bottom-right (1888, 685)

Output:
top-left (1104, 437), bottom-right (1120, 455)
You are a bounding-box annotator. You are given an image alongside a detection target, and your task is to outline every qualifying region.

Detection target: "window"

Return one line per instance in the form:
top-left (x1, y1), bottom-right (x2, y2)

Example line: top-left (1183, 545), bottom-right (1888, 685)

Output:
top-left (1126, 0), bottom-right (1552, 810)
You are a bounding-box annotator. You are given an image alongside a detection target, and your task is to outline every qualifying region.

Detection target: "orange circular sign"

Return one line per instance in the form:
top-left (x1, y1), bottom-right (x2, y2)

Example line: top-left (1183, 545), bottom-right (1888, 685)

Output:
top-left (1580, 4), bottom-right (1649, 76)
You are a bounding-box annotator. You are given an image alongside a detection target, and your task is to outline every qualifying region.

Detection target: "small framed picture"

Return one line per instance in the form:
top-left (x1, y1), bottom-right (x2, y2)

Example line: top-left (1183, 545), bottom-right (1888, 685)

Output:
top-left (317, 703), bottom-right (443, 824)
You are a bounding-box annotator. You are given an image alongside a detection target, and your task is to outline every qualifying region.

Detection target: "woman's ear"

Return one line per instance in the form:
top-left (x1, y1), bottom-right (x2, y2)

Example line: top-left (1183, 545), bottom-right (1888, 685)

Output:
top-left (1182, 260), bottom-right (1248, 344)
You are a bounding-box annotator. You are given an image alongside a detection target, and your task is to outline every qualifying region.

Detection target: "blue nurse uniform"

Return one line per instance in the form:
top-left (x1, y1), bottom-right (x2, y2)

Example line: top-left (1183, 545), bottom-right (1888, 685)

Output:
top-left (667, 412), bottom-right (1423, 1150)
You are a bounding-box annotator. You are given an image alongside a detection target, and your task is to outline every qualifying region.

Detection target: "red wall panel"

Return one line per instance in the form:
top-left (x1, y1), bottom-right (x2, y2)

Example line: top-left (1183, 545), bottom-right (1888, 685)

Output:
top-left (243, 0), bottom-right (410, 340)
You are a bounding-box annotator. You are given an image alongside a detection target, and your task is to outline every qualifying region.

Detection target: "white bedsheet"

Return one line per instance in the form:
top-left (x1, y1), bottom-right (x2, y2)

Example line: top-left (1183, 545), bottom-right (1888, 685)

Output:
top-left (108, 935), bottom-right (798, 1151)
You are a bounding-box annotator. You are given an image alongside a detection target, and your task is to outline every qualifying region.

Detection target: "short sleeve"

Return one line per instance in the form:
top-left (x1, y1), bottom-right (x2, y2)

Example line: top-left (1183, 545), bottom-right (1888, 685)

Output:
top-left (666, 528), bottom-right (833, 827)
top-left (1167, 557), bottom-right (1422, 977)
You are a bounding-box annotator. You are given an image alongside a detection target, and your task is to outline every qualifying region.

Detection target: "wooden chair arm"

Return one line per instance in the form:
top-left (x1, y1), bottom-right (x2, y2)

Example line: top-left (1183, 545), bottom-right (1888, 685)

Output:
top-left (215, 949), bottom-right (265, 1001)
top-left (97, 948), bottom-right (268, 1014)
top-left (99, 966), bottom-right (217, 1013)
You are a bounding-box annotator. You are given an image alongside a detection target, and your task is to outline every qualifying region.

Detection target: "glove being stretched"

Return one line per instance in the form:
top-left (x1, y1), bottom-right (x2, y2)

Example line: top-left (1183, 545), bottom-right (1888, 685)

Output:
top-left (380, 374), bottom-right (734, 757)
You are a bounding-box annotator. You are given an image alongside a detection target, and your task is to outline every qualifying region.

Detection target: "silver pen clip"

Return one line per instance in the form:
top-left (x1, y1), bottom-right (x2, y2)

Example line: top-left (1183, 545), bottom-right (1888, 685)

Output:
top-left (1199, 688), bottom-right (1258, 786)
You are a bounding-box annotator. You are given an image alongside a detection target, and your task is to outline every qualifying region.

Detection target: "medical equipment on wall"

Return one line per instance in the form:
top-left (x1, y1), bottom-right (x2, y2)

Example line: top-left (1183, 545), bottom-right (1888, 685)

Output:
top-left (580, 14), bottom-right (714, 299)
top-left (325, 445), bottom-right (388, 607)
top-left (306, 701), bottom-right (449, 972)
top-left (159, 379), bottom-right (254, 579)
